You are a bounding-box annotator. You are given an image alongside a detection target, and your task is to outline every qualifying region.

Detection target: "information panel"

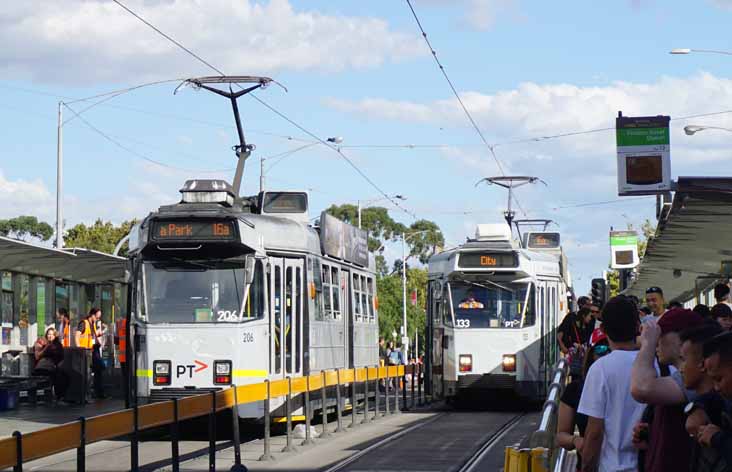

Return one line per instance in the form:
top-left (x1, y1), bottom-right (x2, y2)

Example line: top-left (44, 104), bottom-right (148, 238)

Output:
top-left (610, 230), bottom-right (639, 269)
top-left (527, 232), bottom-right (560, 249)
top-left (616, 113), bottom-right (671, 196)
top-left (458, 252), bottom-right (518, 269)
top-left (152, 220), bottom-right (237, 242)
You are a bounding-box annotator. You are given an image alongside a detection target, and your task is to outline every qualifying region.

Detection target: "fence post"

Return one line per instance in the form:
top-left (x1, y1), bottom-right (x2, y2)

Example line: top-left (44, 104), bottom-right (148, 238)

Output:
top-left (12, 431), bottom-right (22, 472)
top-left (302, 375), bottom-right (315, 446)
top-left (131, 403), bottom-right (139, 472)
top-left (209, 391), bottom-right (217, 472)
top-left (349, 369), bottom-right (357, 429)
top-left (411, 364), bottom-right (416, 409)
top-left (259, 380), bottom-right (274, 461)
top-left (77, 417), bottom-right (86, 472)
top-left (320, 371), bottom-right (331, 439)
top-left (384, 368), bottom-right (390, 416)
top-left (282, 377), bottom-right (296, 453)
top-left (398, 368), bottom-right (404, 413)
top-left (361, 368), bottom-right (371, 425)
top-left (230, 387), bottom-right (246, 472)
top-left (334, 370), bottom-right (344, 433)
top-left (374, 367), bottom-right (381, 420)
top-left (171, 399), bottom-right (180, 472)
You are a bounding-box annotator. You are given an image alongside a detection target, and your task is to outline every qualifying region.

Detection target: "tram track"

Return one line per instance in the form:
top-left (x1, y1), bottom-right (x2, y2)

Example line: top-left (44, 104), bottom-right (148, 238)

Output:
top-left (324, 410), bottom-right (528, 472)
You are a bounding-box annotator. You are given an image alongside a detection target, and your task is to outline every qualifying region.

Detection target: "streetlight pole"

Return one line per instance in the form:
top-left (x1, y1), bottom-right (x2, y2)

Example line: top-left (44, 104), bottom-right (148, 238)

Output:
top-left (357, 194), bottom-right (406, 229)
top-left (56, 102), bottom-right (64, 249)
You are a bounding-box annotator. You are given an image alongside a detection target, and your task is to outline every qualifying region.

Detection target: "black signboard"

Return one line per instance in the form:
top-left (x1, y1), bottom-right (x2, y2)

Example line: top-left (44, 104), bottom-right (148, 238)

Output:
top-left (152, 220), bottom-right (237, 242)
top-left (458, 252), bottom-right (518, 269)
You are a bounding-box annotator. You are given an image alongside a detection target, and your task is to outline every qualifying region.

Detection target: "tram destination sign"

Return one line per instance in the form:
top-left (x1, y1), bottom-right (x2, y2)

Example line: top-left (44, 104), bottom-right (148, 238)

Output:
top-left (152, 220), bottom-right (237, 241)
top-left (458, 252), bottom-right (518, 269)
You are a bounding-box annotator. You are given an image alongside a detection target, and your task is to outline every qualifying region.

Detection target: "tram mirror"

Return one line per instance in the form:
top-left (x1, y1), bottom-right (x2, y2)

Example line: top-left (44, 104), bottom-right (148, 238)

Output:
top-left (244, 256), bottom-right (256, 284)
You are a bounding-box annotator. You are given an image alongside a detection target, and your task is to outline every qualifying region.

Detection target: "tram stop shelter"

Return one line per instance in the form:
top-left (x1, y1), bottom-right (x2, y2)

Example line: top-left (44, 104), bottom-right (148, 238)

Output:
top-left (0, 235), bottom-right (128, 366)
top-left (626, 176), bottom-right (732, 304)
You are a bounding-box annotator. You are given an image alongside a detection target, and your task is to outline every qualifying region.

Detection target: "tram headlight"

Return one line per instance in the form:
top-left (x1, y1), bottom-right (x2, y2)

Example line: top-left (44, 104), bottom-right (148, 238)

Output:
top-left (502, 354), bottom-right (516, 372)
top-left (153, 360), bottom-right (171, 385)
top-left (458, 354), bottom-right (472, 373)
top-left (214, 360), bottom-right (232, 385)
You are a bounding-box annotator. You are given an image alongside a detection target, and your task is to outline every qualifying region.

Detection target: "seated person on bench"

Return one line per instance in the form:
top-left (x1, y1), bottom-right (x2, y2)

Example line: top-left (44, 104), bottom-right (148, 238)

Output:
top-left (33, 327), bottom-right (68, 401)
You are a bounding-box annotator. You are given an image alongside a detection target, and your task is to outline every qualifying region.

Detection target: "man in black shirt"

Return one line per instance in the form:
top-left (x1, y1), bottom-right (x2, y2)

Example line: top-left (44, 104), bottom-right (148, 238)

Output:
top-left (558, 307), bottom-right (593, 355)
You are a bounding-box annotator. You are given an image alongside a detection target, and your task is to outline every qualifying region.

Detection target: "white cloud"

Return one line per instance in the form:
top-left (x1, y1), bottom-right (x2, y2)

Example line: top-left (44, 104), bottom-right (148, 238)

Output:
top-left (0, 0), bottom-right (425, 85)
top-left (0, 170), bottom-right (55, 221)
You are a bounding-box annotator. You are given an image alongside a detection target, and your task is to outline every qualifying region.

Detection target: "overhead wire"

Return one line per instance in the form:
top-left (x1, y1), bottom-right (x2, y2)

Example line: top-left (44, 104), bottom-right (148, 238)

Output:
top-left (110, 0), bottom-right (418, 221)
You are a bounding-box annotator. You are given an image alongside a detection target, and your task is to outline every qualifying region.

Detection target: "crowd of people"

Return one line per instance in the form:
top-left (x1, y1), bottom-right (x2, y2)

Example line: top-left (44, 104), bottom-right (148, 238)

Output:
top-left (556, 284), bottom-right (732, 472)
top-left (31, 306), bottom-right (115, 402)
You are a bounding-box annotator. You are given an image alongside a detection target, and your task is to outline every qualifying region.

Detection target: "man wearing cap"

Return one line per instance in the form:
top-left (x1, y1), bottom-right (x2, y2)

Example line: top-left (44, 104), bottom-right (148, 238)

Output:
top-left (642, 286), bottom-right (666, 323)
top-left (631, 308), bottom-right (704, 472)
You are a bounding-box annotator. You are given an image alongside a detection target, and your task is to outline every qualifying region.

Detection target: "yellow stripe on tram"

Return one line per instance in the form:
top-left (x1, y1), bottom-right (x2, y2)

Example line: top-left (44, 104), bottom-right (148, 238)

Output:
top-left (136, 369), bottom-right (152, 378)
top-left (233, 369), bottom-right (268, 378)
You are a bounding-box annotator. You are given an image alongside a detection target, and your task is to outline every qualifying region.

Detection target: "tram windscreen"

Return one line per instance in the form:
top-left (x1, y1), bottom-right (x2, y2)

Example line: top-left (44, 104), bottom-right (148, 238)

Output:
top-left (141, 260), bottom-right (265, 323)
top-left (450, 282), bottom-right (528, 329)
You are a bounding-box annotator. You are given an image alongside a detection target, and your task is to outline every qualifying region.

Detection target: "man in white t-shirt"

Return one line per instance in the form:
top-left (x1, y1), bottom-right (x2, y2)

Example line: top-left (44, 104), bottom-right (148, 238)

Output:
top-left (578, 296), bottom-right (644, 472)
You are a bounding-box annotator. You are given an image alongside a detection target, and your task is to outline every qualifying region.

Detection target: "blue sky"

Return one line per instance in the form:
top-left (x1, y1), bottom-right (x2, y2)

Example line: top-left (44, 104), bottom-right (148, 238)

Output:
top-left (2, 0), bottom-right (732, 294)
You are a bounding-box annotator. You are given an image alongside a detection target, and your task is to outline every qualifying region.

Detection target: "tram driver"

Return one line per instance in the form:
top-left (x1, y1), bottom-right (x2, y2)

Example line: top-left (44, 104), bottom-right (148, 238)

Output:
top-left (458, 290), bottom-right (484, 310)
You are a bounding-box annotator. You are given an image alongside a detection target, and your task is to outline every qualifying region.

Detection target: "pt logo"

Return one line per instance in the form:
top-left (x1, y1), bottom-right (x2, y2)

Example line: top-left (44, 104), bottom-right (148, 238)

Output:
top-left (176, 360), bottom-right (208, 378)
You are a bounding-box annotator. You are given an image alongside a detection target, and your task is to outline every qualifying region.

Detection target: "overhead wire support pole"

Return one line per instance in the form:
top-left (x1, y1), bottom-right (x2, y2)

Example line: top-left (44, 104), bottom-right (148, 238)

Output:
top-left (56, 101), bottom-right (64, 249)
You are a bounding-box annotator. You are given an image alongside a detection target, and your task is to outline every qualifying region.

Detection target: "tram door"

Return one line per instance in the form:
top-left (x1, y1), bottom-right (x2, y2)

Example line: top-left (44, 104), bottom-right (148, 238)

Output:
top-left (269, 258), bottom-right (304, 380)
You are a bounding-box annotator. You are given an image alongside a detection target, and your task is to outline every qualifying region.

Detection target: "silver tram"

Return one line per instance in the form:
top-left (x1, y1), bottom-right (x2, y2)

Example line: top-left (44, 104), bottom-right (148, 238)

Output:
top-left (426, 223), bottom-right (572, 402)
top-left (126, 181), bottom-right (379, 418)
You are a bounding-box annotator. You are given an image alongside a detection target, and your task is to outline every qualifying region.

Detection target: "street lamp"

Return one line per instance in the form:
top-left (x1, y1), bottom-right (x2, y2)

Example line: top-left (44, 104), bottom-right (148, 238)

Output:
top-left (684, 125), bottom-right (732, 135)
top-left (357, 194), bottom-right (406, 229)
top-left (670, 48), bottom-right (732, 56)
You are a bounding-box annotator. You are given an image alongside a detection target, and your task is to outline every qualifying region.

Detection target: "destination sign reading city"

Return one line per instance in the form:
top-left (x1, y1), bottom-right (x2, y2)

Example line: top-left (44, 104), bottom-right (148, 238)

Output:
top-left (152, 220), bottom-right (236, 241)
top-left (458, 252), bottom-right (518, 269)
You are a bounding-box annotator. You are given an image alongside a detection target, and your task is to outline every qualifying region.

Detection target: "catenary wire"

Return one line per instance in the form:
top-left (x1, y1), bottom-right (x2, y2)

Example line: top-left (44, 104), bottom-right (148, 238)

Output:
top-left (110, 0), bottom-right (418, 221)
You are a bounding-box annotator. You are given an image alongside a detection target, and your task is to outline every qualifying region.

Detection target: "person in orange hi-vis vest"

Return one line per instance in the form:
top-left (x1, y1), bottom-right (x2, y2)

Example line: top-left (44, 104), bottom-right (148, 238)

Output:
top-left (76, 308), bottom-right (106, 399)
top-left (115, 317), bottom-right (129, 404)
top-left (56, 307), bottom-right (72, 347)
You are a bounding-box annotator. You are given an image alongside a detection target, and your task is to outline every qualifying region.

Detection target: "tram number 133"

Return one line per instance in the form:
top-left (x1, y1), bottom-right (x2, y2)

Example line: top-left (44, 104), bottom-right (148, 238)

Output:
top-left (456, 319), bottom-right (470, 328)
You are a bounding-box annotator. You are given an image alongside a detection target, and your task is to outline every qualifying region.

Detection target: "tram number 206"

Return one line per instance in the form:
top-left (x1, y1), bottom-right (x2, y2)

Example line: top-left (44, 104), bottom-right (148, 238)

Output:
top-left (217, 310), bottom-right (239, 322)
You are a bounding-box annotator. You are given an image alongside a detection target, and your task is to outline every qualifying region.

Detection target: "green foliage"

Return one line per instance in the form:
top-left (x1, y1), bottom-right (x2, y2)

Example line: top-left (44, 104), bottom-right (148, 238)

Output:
top-left (406, 219), bottom-right (445, 264)
top-left (64, 219), bottom-right (137, 256)
top-left (0, 216), bottom-right (54, 241)
top-left (376, 267), bottom-right (428, 356)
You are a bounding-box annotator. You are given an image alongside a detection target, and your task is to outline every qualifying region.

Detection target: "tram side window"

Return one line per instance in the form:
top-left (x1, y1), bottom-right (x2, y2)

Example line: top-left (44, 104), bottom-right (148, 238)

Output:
top-left (442, 288), bottom-right (453, 327)
top-left (366, 277), bottom-right (375, 323)
top-left (321, 264), bottom-right (332, 317)
top-left (313, 259), bottom-right (325, 321)
top-left (352, 274), bottom-right (363, 322)
top-left (331, 267), bottom-right (342, 320)
top-left (523, 284), bottom-right (536, 327)
top-left (242, 260), bottom-right (265, 320)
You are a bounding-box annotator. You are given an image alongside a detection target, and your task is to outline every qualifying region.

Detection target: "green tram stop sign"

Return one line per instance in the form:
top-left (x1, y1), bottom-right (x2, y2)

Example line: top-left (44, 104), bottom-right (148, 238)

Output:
top-left (616, 113), bottom-right (672, 196)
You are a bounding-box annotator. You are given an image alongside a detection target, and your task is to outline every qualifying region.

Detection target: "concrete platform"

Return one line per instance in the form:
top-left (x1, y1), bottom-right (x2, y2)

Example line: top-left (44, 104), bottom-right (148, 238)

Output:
top-left (0, 398), bottom-right (125, 436)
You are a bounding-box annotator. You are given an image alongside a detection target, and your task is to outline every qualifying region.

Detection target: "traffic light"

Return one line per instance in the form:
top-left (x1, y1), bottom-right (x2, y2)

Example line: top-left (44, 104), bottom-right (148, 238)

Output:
top-left (591, 278), bottom-right (607, 308)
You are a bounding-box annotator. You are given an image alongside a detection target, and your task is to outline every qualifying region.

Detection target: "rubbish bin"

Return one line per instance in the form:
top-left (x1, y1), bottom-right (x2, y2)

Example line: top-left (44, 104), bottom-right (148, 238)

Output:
top-left (63, 347), bottom-right (91, 404)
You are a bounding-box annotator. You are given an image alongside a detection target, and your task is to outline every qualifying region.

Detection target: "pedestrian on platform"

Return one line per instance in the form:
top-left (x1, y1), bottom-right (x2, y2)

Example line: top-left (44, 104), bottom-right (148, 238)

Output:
top-left (711, 304), bottom-right (732, 332)
top-left (76, 308), bottom-right (106, 399)
top-left (577, 296), bottom-right (645, 472)
top-left (557, 329), bottom-right (611, 471)
top-left (56, 308), bottom-right (72, 348)
top-left (678, 324), bottom-right (727, 472)
top-left (696, 332), bottom-right (732, 468)
top-left (630, 308), bottom-right (703, 472)
top-left (643, 287), bottom-right (666, 322)
top-left (32, 327), bottom-right (68, 400)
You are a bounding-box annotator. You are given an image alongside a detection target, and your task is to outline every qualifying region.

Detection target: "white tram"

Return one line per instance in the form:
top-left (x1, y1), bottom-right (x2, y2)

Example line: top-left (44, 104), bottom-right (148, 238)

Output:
top-left (426, 223), bottom-right (572, 402)
top-left (126, 180), bottom-right (379, 418)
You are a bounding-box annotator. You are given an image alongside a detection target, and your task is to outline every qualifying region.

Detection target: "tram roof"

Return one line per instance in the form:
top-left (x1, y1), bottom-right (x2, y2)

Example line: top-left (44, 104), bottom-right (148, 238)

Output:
top-left (0, 235), bottom-right (127, 284)
top-left (626, 177), bottom-right (732, 303)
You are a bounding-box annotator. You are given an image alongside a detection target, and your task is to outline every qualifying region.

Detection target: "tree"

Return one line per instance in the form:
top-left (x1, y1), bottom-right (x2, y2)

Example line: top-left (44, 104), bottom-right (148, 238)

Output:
top-left (0, 216), bottom-right (54, 242)
top-left (606, 219), bottom-right (656, 296)
top-left (64, 220), bottom-right (137, 256)
top-left (406, 219), bottom-right (445, 264)
top-left (376, 267), bottom-right (428, 355)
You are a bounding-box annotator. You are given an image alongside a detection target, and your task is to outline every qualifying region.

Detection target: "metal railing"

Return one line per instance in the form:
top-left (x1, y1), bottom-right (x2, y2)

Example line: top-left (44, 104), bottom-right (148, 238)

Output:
top-left (0, 363), bottom-right (427, 472)
top-left (503, 358), bottom-right (569, 472)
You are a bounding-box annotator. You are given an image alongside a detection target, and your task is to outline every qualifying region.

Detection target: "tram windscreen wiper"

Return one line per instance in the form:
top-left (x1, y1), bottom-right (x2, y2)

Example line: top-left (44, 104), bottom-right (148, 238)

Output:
top-left (455, 277), bottom-right (514, 294)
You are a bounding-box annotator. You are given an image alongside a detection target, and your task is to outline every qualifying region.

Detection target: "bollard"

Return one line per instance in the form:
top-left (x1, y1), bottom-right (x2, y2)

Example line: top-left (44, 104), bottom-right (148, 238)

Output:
top-left (395, 370), bottom-right (401, 414)
top-left (259, 380), bottom-right (274, 461)
top-left (417, 363), bottom-right (423, 407)
top-left (208, 391), bottom-right (217, 472)
top-left (349, 370), bottom-right (357, 429)
top-left (12, 431), bottom-right (22, 472)
top-left (384, 369), bottom-right (390, 416)
top-left (411, 365), bottom-right (416, 409)
top-left (131, 404), bottom-right (139, 472)
top-left (77, 417), bottom-right (86, 472)
top-left (230, 387), bottom-right (247, 472)
top-left (281, 377), bottom-right (297, 453)
top-left (334, 370), bottom-right (344, 433)
top-left (320, 371), bottom-right (331, 439)
top-left (361, 368), bottom-right (371, 425)
top-left (171, 399), bottom-right (180, 472)
top-left (302, 376), bottom-right (315, 446)
top-left (374, 367), bottom-right (381, 420)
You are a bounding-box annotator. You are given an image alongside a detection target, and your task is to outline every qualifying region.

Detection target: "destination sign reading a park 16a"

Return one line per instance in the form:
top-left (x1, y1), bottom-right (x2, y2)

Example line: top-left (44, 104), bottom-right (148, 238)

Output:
top-left (152, 220), bottom-right (237, 241)
top-left (458, 252), bottom-right (518, 269)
